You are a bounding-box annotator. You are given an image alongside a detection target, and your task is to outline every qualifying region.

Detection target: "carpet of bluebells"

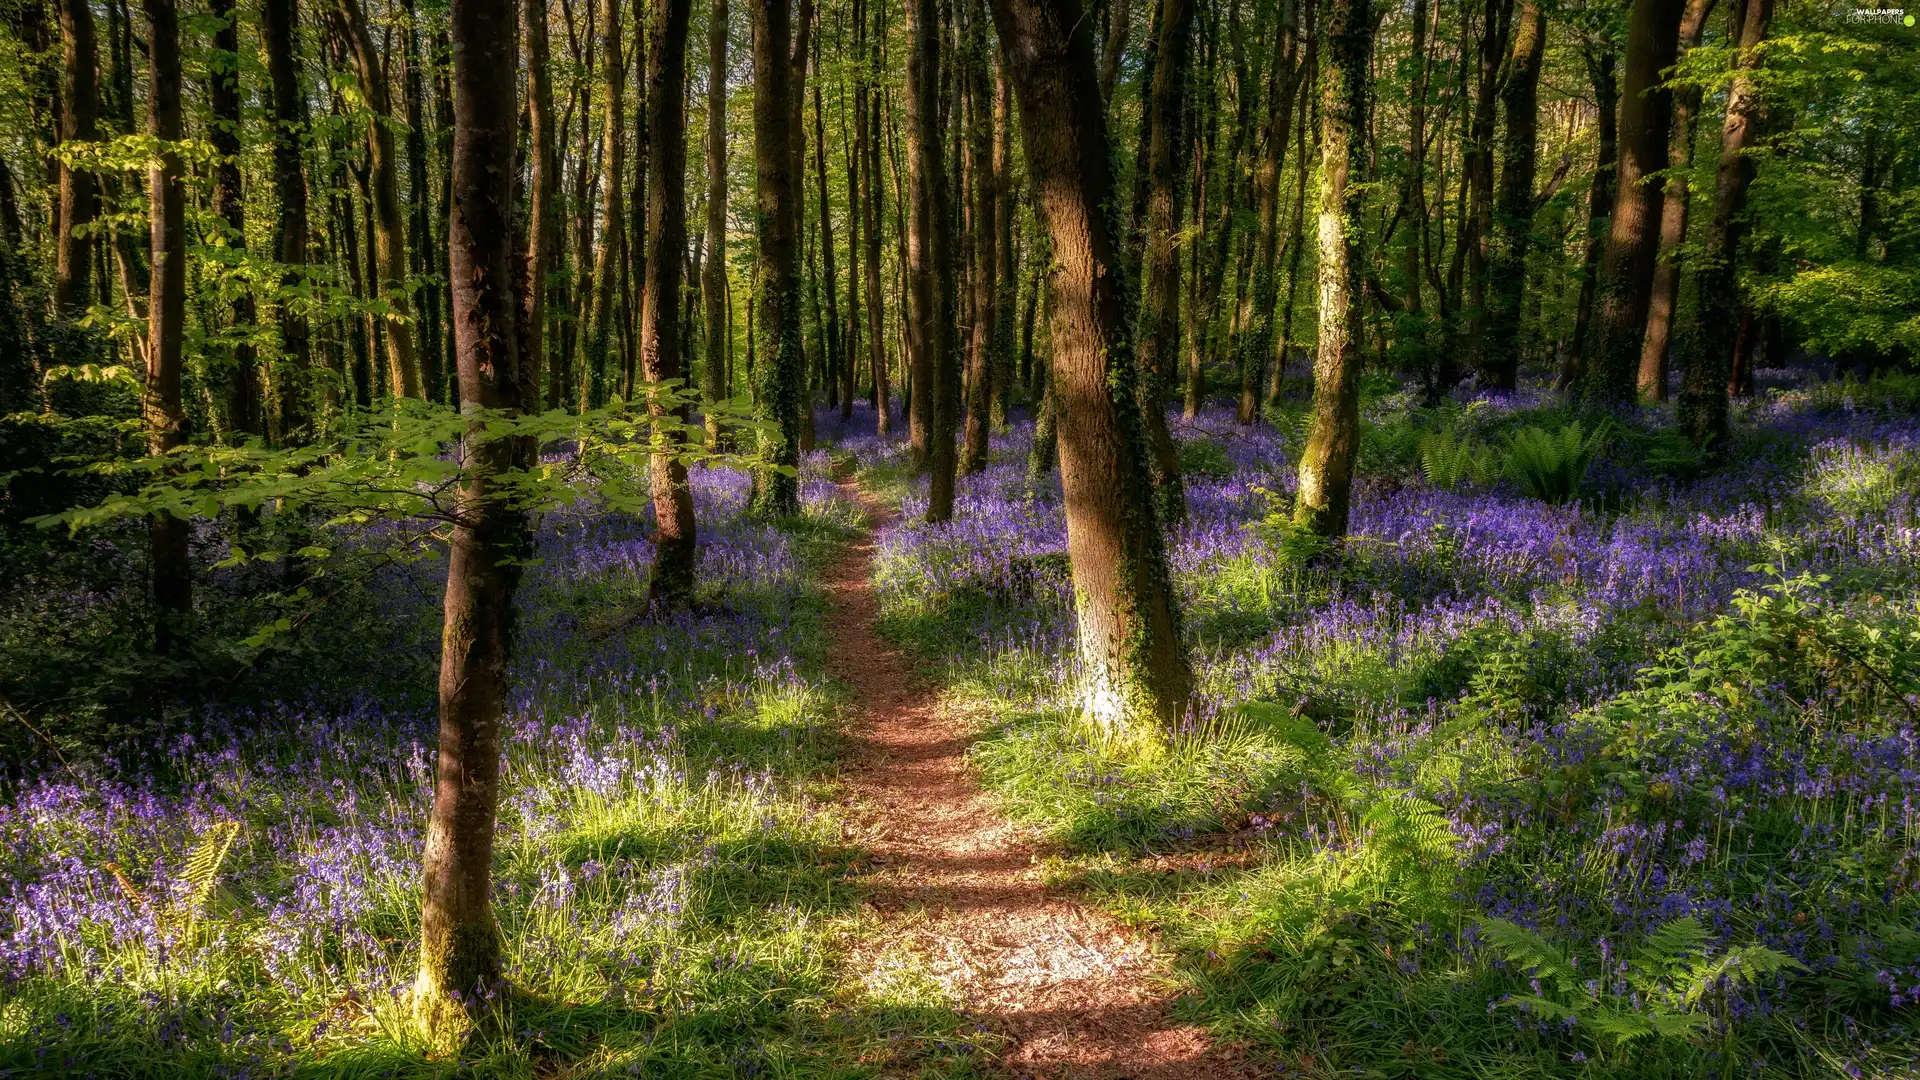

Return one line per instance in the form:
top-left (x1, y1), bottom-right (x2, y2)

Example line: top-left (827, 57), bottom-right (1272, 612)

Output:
top-left (829, 371), bottom-right (1920, 1079)
top-left (0, 456), bottom-right (989, 1078)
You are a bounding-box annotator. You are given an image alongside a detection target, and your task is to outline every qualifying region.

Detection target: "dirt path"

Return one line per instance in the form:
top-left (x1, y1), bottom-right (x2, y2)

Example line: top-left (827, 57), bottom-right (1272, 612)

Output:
top-left (823, 481), bottom-right (1247, 1079)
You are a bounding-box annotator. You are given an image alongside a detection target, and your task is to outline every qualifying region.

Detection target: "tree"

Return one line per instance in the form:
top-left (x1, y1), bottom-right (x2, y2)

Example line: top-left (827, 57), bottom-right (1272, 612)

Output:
top-left (210, 0), bottom-right (261, 440)
top-left (1479, 0), bottom-right (1545, 389)
top-left (990, 0), bottom-right (1193, 730)
top-left (1293, 0), bottom-right (1372, 539)
top-left (1636, 0), bottom-right (1716, 401)
top-left (584, 0), bottom-right (628, 411)
top-left (144, 0), bottom-right (190, 654)
top-left (263, 0), bottom-right (312, 438)
top-left (904, 0), bottom-right (939, 471)
top-left (1234, 9), bottom-right (1300, 426)
top-left (54, 0), bottom-right (98, 325)
top-left (525, 0), bottom-right (560, 410)
top-left (1134, 0), bottom-right (1193, 524)
top-left (641, 0), bottom-right (697, 606)
top-left (859, 0), bottom-right (891, 436)
top-left (703, 0), bottom-right (730, 445)
top-left (335, 0), bottom-right (424, 399)
top-left (414, 0), bottom-right (526, 1043)
top-left (1678, 0), bottom-right (1772, 449)
top-left (1575, 0), bottom-right (1682, 411)
top-left (1560, 44), bottom-right (1615, 392)
top-left (960, 0), bottom-right (997, 476)
top-left (751, 0), bottom-right (804, 515)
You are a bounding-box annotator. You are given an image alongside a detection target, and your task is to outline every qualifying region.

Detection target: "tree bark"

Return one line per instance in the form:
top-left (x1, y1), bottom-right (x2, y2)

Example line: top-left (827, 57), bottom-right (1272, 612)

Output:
top-left (210, 0), bottom-right (262, 440)
top-left (525, 0), bottom-right (559, 410)
top-left (1576, 0), bottom-right (1681, 411)
top-left (1479, 0), bottom-right (1545, 389)
top-left (703, 0), bottom-right (730, 443)
top-left (1637, 0), bottom-right (1715, 401)
top-left (905, 0), bottom-right (939, 471)
top-left (1561, 46), bottom-right (1615, 393)
top-left (144, 0), bottom-right (190, 654)
top-left (991, 0), bottom-right (1192, 731)
top-left (751, 0), bottom-right (804, 514)
top-left (640, 0), bottom-right (696, 606)
top-left (55, 0), bottom-right (98, 322)
top-left (405, 0), bottom-right (442, 402)
top-left (1678, 0), bottom-right (1771, 449)
top-left (415, 0), bottom-right (525, 1043)
top-left (584, 0), bottom-right (627, 410)
top-left (812, 63), bottom-right (844, 434)
top-left (336, 0), bottom-right (424, 399)
top-left (960, 0), bottom-right (997, 476)
top-left (861, 0), bottom-right (891, 435)
top-left (1234, 14), bottom-right (1298, 426)
top-left (1134, 0), bottom-right (1192, 523)
top-left (1294, 0), bottom-right (1371, 539)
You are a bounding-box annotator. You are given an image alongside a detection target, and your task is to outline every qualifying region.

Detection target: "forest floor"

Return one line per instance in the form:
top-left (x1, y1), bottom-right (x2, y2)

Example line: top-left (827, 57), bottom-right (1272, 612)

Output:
top-left (823, 479), bottom-right (1249, 1079)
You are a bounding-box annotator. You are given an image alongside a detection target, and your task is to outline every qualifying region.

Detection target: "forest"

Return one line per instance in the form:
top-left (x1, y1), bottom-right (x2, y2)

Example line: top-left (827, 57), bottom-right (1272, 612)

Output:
top-left (0, 0), bottom-right (1916, 1069)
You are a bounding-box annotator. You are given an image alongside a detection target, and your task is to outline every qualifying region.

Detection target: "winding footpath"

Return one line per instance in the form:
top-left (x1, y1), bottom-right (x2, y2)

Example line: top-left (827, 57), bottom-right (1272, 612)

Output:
top-left (823, 481), bottom-right (1249, 1079)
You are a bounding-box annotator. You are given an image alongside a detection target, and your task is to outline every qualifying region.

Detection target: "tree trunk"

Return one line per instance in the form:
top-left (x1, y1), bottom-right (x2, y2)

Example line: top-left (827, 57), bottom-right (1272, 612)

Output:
top-left (1576, 0), bottom-right (1681, 411)
top-left (414, 0), bottom-right (526, 1044)
top-left (1294, 0), bottom-right (1371, 539)
top-left (336, 0), bottom-right (423, 399)
top-left (1561, 46), bottom-right (1615, 393)
top-left (210, 0), bottom-right (262, 441)
top-left (585, 0), bottom-right (627, 410)
top-left (703, 0), bottom-right (729, 443)
top-left (1462, 0), bottom-right (1515, 379)
top-left (991, 0), bottom-right (1192, 731)
top-left (751, 0), bottom-right (804, 515)
top-left (144, 0), bottom-right (190, 654)
top-left (812, 62), bottom-right (843, 433)
top-left (1479, 0), bottom-right (1545, 389)
top-left (861, 0), bottom-right (892, 435)
top-left (525, 0), bottom-right (559, 410)
top-left (1234, 17), bottom-right (1297, 426)
top-left (640, 0), bottom-right (696, 605)
top-left (55, 0), bottom-right (98, 323)
top-left (960, 0), bottom-right (996, 475)
top-left (991, 65), bottom-right (1015, 427)
top-left (1638, 0), bottom-right (1715, 401)
top-left (405, 0), bottom-right (442, 403)
top-left (905, 0), bottom-right (939, 471)
top-left (1134, 0), bottom-right (1192, 523)
top-left (840, 16), bottom-right (861, 425)
top-left (1678, 0), bottom-right (1771, 449)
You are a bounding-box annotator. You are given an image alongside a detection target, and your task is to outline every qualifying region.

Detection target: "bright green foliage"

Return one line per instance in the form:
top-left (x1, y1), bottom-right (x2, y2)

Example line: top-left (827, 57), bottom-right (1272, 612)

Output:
top-left (1417, 430), bottom-right (1496, 489)
top-left (1501, 420), bottom-right (1609, 504)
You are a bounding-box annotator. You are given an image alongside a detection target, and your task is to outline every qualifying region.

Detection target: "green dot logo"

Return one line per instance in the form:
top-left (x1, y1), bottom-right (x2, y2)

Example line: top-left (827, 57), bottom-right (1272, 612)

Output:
top-left (1907, 12), bottom-right (1916, 24)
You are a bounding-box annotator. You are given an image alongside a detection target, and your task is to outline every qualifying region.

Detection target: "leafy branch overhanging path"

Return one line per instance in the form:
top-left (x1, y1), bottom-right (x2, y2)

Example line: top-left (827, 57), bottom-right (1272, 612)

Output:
top-left (824, 481), bottom-right (1250, 1079)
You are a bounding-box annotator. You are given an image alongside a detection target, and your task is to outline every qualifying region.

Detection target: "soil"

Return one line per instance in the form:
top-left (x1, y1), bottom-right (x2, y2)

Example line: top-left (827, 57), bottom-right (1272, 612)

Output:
top-left (823, 482), bottom-right (1249, 1079)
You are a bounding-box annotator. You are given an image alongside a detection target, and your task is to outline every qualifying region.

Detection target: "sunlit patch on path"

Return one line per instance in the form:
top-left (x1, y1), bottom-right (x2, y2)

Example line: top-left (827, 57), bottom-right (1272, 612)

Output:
top-left (825, 480), bottom-right (1249, 1079)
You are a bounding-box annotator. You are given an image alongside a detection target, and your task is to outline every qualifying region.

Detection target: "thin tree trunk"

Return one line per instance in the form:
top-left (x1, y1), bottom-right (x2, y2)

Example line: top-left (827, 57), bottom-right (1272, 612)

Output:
top-left (1561, 47), bottom-right (1615, 392)
top-left (1235, 13), bottom-right (1297, 425)
top-left (144, 0), bottom-right (189, 654)
top-left (210, 0), bottom-right (261, 440)
top-left (751, 0), bottom-right (804, 514)
top-left (1135, 0), bottom-right (1193, 522)
top-left (991, 64), bottom-right (1015, 427)
top-left (414, 0), bottom-right (526, 1044)
top-left (1637, 0), bottom-right (1715, 400)
top-left (991, 0), bottom-right (1192, 730)
top-left (703, 0), bottom-right (730, 443)
top-left (1577, 0), bottom-right (1681, 410)
top-left (861, 0), bottom-right (891, 435)
top-left (525, 0), bottom-right (558, 410)
top-left (406, 0), bottom-right (443, 402)
top-left (336, 0), bottom-right (423, 399)
top-left (1294, 0), bottom-right (1371, 539)
top-left (812, 60), bottom-right (843, 432)
top-left (641, 0), bottom-right (696, 605)
top-left (960, 0), bottom-right (996, 475)
top-left (55, 0), bottom-right (98, 323)
top-left (585, 0), bottom-right (627, 410)
top-left (1678, 0), bottom-right (1771, 448)
top-left (839, 13), bottom-right (861, 424)
top-left (1479, 0), bottom-right (1545, 389)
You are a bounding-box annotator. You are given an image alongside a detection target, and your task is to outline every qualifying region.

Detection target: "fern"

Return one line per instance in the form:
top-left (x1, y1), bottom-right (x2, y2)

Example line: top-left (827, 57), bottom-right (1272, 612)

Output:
top-left (178, 820), bottom-right (241, 937)
top-left (1418, 431), bottom-right (1495, 490)
top-left (1501, 419), bottom-right (1610, 504)
top-left (1479, 914), bottom-right (1804, 1049)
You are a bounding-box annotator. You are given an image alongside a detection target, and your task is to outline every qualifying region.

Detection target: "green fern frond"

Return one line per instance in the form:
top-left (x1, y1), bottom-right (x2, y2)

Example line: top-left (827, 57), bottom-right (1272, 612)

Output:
top-left (1680, 945), bottom-right (1806, 1007)
top-left (179, 819), bottom-right (241, 936)
top-left (1587, 1007), bottom-right (1663, 1044)
top-left (1633, 915), bottom-right (1711, 975)
top-left (1476, 917), bottom-right (1579, 993)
